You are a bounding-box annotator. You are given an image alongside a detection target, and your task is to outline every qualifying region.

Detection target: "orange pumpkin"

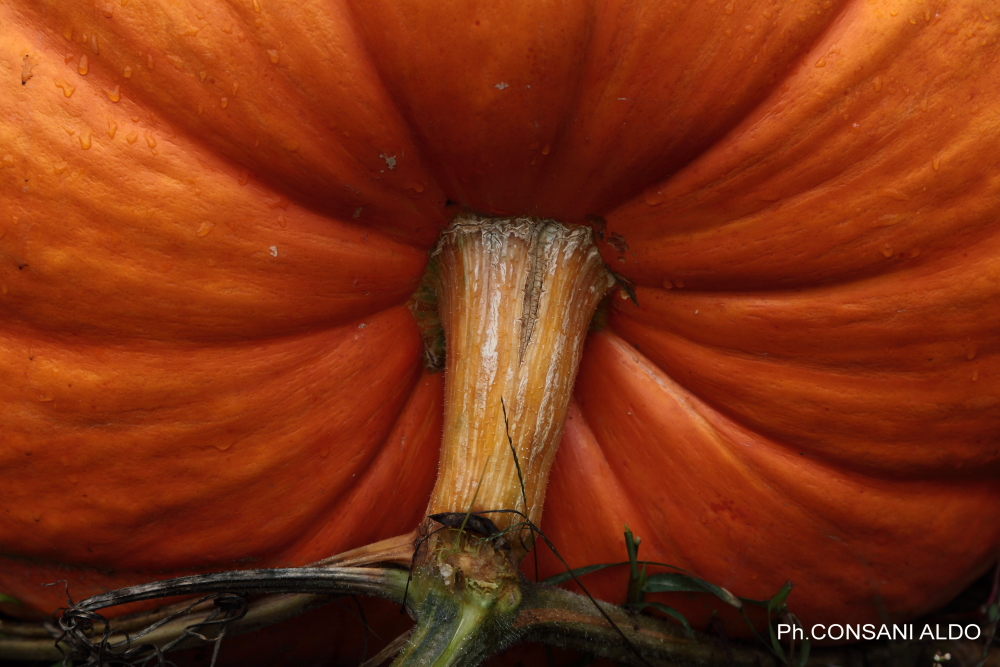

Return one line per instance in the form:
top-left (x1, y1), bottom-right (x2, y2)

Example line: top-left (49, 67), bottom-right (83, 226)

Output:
top-left (1, 0), bottom-right (998, 646)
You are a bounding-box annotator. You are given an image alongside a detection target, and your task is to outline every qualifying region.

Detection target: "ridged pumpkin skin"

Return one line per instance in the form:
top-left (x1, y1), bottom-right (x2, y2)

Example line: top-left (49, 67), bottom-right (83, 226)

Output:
top-left (2, 0), bottom-right (999, 635)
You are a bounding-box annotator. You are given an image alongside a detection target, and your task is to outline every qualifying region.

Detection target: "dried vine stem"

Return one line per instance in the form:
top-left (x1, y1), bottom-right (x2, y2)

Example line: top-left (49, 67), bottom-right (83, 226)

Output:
top-left (0, 565), bottom-right (409, 663)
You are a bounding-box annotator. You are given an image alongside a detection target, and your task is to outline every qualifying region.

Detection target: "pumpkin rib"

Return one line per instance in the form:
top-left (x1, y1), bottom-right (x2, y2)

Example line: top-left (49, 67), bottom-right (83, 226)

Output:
top-left (0, 306), bottom-right (426, 576)
top-left (570, 331), bottom-right (1000, 626)
top-left (251, 371), bottom-right (443, 567)
top-left (0, 25), bottom-right (430, 343)
top-left (9, 0), bottom-right (448, 247)
top-left (608, 319), bottom-right (1000, 480)
top-left (606, 0), bottom-right (1000, 292)
top-left (559, 0), bottom-right (856, 213)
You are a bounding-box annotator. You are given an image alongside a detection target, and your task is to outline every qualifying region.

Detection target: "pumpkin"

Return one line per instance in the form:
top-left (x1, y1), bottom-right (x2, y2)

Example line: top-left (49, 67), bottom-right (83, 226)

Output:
top-left (1, 0), bottom-right (999, 652)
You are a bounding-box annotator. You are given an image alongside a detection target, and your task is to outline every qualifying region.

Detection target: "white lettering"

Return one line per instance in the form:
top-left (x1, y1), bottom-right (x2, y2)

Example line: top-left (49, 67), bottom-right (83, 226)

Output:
top-left (812, 624), bottom-right (827, 641)
top-left (828, 624), bottom-right (845, 641)
top-left (863, 624), bottom-right (876, 641)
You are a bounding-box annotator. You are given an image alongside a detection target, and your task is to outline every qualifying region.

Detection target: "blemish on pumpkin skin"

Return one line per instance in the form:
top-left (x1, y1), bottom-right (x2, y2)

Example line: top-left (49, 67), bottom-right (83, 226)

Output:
top-left (21, 55), bottom-right (37, 85)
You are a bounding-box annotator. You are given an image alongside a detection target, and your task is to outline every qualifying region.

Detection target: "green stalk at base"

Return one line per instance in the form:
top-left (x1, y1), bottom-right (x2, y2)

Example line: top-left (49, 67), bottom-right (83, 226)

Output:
top-left (396, 528), bottom-right (522, 667)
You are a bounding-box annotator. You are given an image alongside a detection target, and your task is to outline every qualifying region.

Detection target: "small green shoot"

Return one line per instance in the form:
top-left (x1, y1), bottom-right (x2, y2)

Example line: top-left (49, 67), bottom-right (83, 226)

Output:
top-left (766, 581), bottom-right (795, 663)
top-left (625, 526), bottom-right (647, 605)
top-left (0, 593), bottom-right (21, 605)
top-left (642, 572), bottom-right (743, 609)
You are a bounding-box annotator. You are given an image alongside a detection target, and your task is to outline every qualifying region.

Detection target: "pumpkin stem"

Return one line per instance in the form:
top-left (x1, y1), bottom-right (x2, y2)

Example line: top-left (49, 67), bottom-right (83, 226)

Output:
top-left (425, 215), bottom-right (613, 557)
top-left (397, 215), bottom-right (613, 667)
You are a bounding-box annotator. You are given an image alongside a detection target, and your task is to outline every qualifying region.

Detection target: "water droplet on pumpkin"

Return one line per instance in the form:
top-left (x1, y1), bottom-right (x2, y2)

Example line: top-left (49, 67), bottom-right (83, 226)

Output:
top-left (107, 119), bottom-right (117, 138)
top-left (643, 186), bottom-right (665, 206)
top-left (145, 132), bottom-right (157, 149)
top-left (147, 54), bottom-right (154, 69)
top-left (64, 52), bottom-right (75, 64)
top-left (662, 279), bottom-right (673, 289)
top-left (126, 130), bottom-right (138, 144)
top-left (252, 0), bottom-right (260, 11)
top-left (932, 157), bottom-right (941, 171)
top-left (972, 370), bottom-right (979, 381)
top-left (196, 221), bottom-right (215, 237)
top-left (873, 76), bottom-right (883, 92)
top-left (222, 23), bottom-right (233, 34)
top-left (197, 103), bottom-right (204, 114)
top-left (967, 348), bottom-right (978, 360)
top-left (103, 84), bottom-right (121, 102)
top-left (232, 81), bottom-right (239, 95)
top-left (220, 96), bottom-right (228, 108)
top-left (63, 26), bottom-right (74, 40)
top-left (78, 55), bottom-right (89, 75)
top-left (238, 168), bottom-right (250, 185)
top-left (674, 279), bottom-right (685, 288)
top-left (91, 35), bottom-right (100, 54)
top-left (55, 80), bottom-right (76, 97)
top-left (278, 213), bottom-right (286, 227)
top-left (269, 245), bottom-right (278, 257)
top-left (79, 132), bottom-right (92, 150)
top-left (167, 54), bottom-right (184, 70)
top-left (100, 2), bottom-right (113, 18)
top-left (199, 70), bottom-right (208, 81)
top-left (723, 1), bottom-right (735, 13)
top-left (529, 157), bottom-right (536, 165)
top-left (267, 49), bottom-right (279, 64)
top-left (541, 145), bottom-right (550, 155)
top-left (53, 161), bottom-right (69, 174)
top-left (124, 65), bottom-right (133, 78)
top-left (881, 244), bottom-right (893, 258)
